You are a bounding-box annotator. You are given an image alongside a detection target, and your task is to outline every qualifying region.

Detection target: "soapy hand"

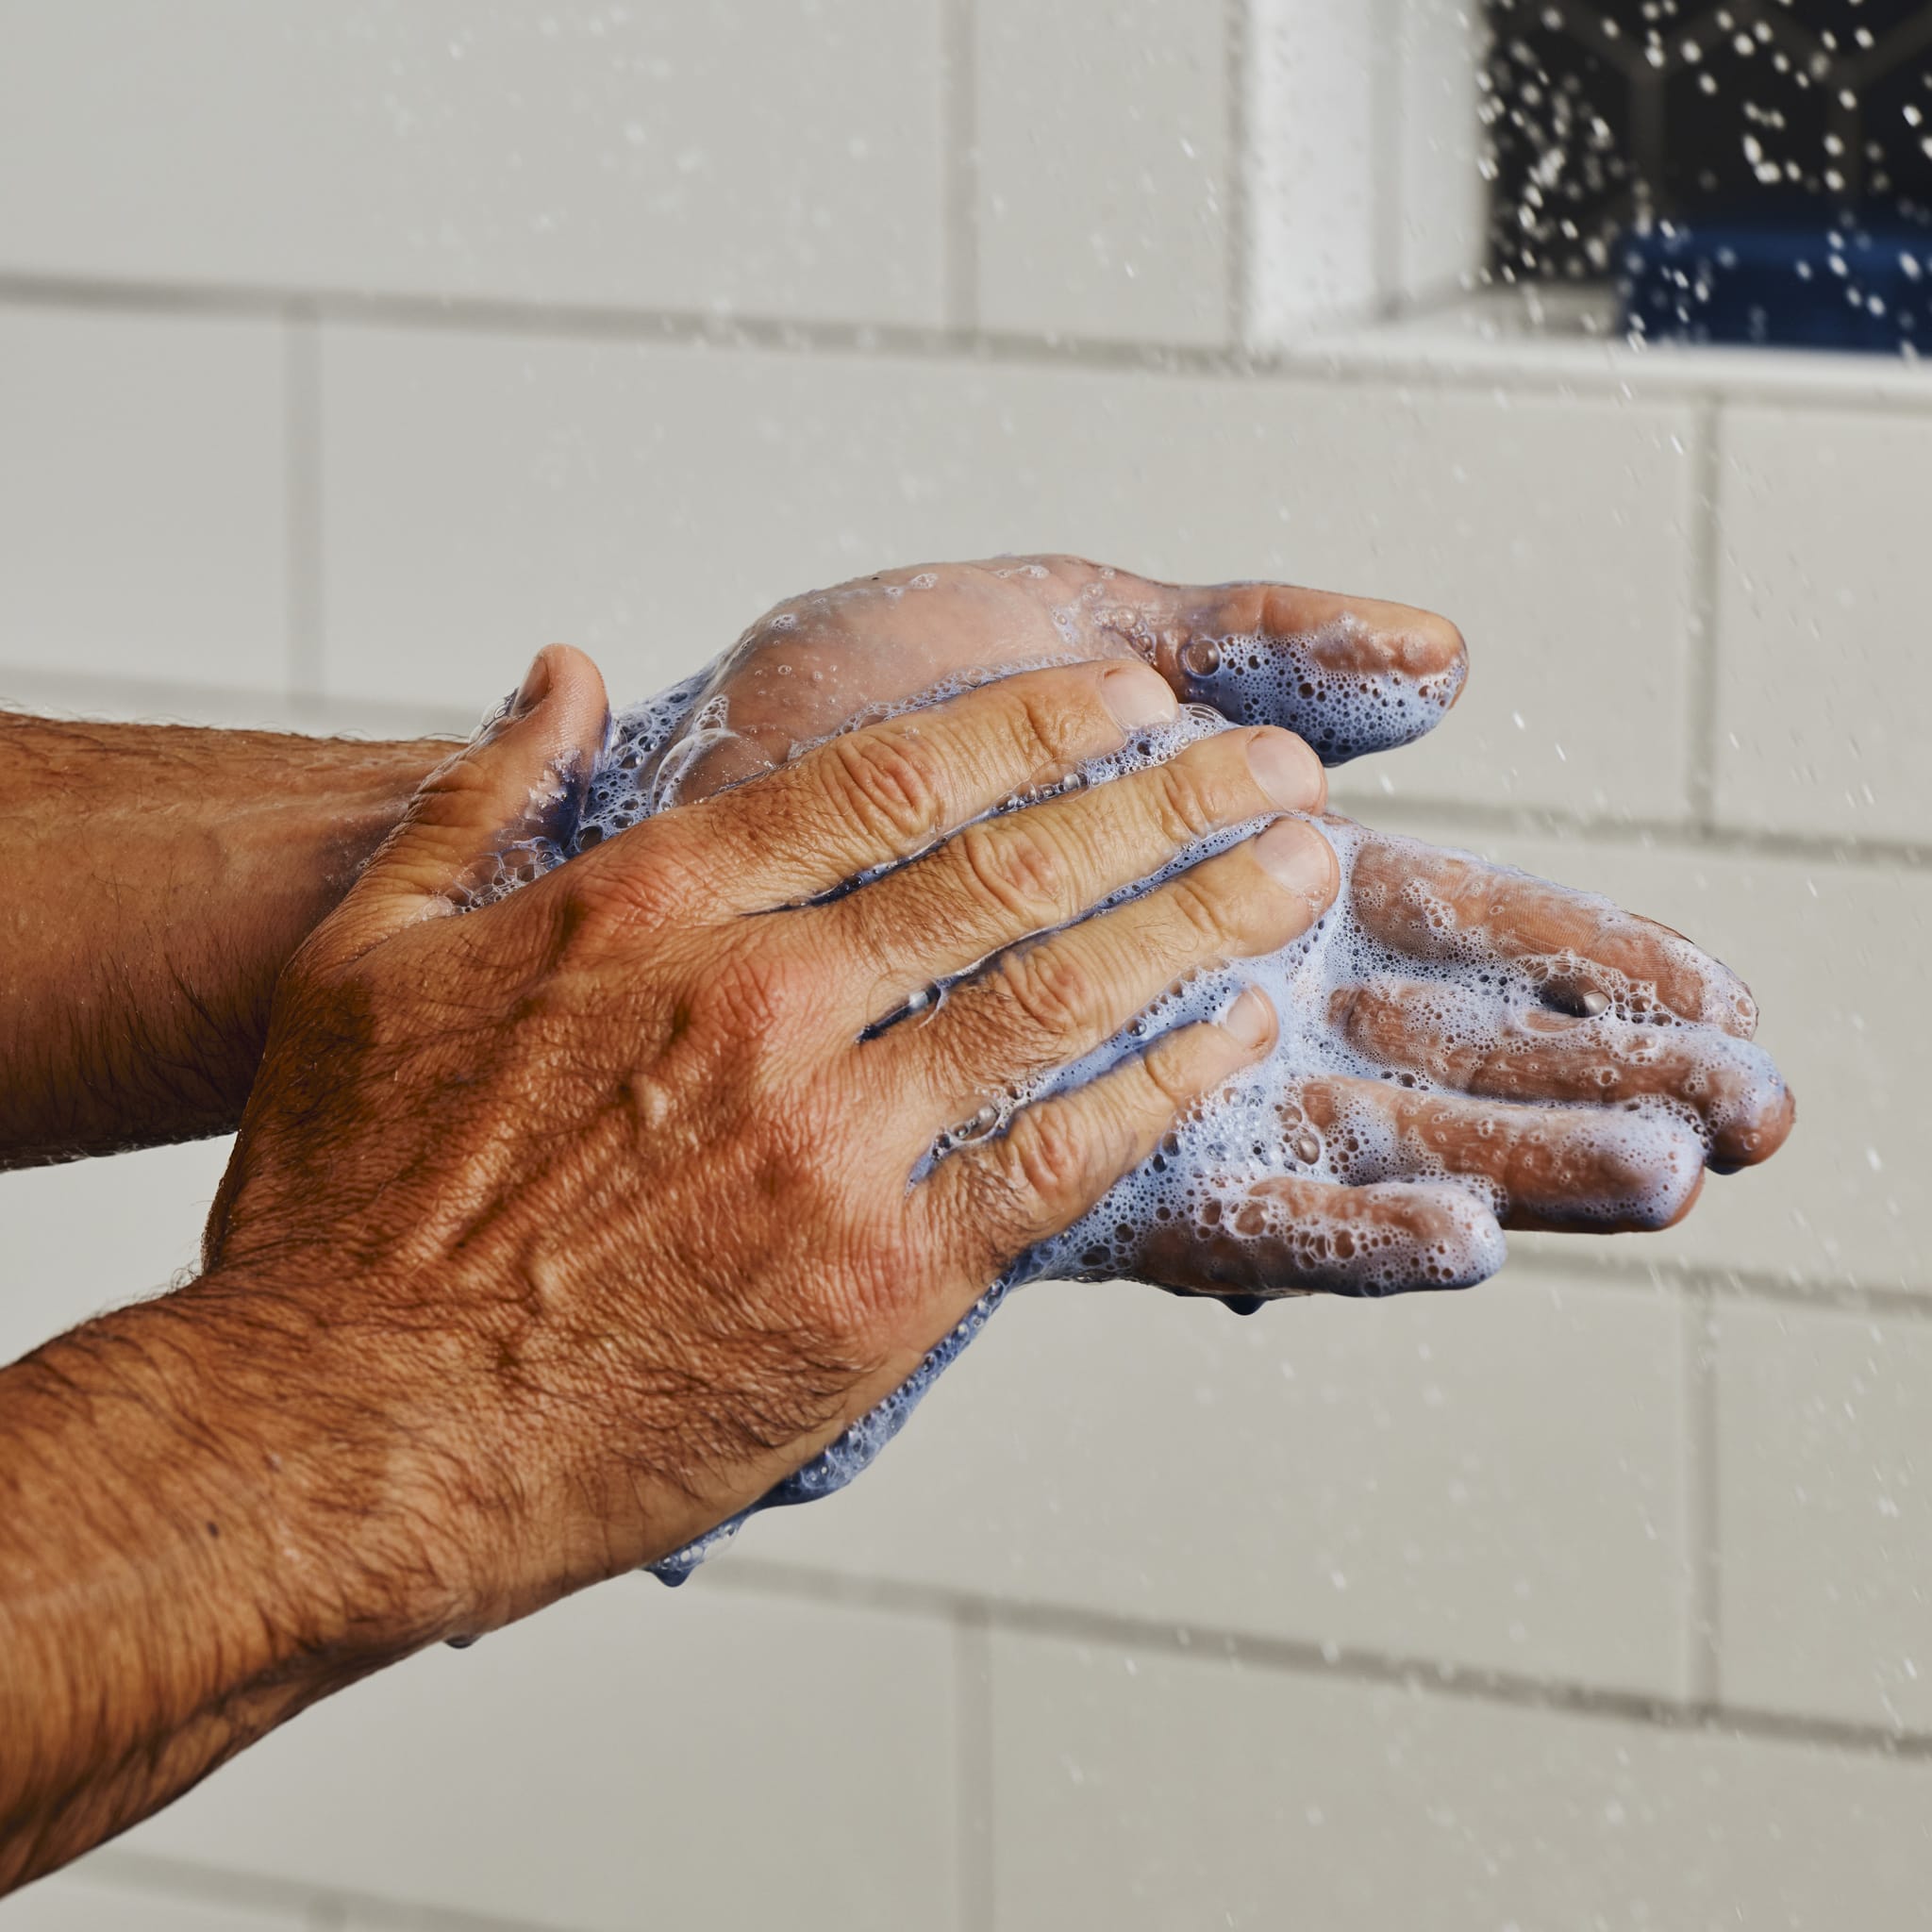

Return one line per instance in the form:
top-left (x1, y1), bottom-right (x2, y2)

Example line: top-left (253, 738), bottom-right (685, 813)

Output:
top-left (620, 558), bottom-right (1792, 1305)
top-left (646, 553), bottom-right (1471, 808)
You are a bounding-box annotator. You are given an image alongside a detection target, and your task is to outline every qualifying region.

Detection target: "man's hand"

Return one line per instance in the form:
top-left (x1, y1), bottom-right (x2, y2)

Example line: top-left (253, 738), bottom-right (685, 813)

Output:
top-left (1126, 816), bottom-right (1794, 1299)
top-left (0, 645), bottom-right (1338, 1887)
top-left (633, 563), bottom-right (1791, 1300)
top-left (645, 554), bottom-right (1469, 806)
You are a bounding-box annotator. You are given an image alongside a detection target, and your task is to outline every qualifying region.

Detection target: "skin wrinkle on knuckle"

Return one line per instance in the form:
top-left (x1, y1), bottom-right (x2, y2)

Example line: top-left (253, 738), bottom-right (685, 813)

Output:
top-left (1005, 1105), bottom-right (1097, 1213)
top-left (956, 819), bottom-right (1067, 927)
top-left (995, 684), bottom-right (1091, 779)
top-left (1158, 871), bottom-right (1241, 958)
top-left (820, 729), bottom-right (946, 852)
top-left (1138, 1033), bottom-right (1213, 1113)
top-left (994, 942), bottom-right (1101, 1048)
top-left (1143, 755), bottom-right (1227, 852)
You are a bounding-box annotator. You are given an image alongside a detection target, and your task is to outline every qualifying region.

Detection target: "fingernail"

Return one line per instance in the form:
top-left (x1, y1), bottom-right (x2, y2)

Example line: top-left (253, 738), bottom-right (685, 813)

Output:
top-left (1223, 985), bottom-right (1276, 1053)
top-left (1246, 727), bottom-right (1324, 809)
top-left (510, 649), bottom-right (553, 720)
top-left (1254, 818), bottom-right (1335, 899)
top-left (1101, 661), bottom-right (1178, 732)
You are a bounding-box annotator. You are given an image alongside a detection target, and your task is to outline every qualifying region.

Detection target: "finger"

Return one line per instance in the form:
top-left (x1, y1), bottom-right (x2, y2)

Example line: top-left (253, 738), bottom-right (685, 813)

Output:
top-left (902, 820), bottom-right (1336, 1124)
top-left (1334, 977), bottom-right (1795, 1169)
top-left (829, 724), bottom-right (1327, 1002)
top-left (1345, 826), bottom-right (1761, 1036)
top-left (1001, 557), bottom-right (1471, 762)
top-left (307, 644), bottom-right (609, 972)
top-left (658, 660), bottom-right (1179, 916)
top-left (1130, 1173), bottom-right (1507, 1299)
top-left (1286, 1076), bottom-right (1707, 1233)
top-left (924, 990), bottom-right (1279, 1271)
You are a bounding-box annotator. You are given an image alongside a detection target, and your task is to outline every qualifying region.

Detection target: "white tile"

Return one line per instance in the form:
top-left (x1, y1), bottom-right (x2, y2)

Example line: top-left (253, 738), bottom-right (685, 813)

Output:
top-left (749, 1271), bottom-right (1690, 1698)
top-left (322, 326), bottom-right (1698, 821)
top-left (1245, 0), bottom-right (1385, 339)
top-left (1718, 1300), bottom-right (1932, 1733)
top-left (974, 0), bottom-right (1231, 345)
top-left (0, 1873), bottom-right (303, 1931)
top-left (1394, 828), bottom-right (1929, 1294)
top-left (0, 1), bottom-right (944, 328)
top-left (0, 307), bottom-right (286, 691)
top-left (0, 1140), bottom-right (234, 1371)
top-left (990, 1629), bottom-right (1932, 1931)
top-left (128, 1583), bottom-right (958, 1932)
top-left (1714, 405), bottom-right (1932, 846)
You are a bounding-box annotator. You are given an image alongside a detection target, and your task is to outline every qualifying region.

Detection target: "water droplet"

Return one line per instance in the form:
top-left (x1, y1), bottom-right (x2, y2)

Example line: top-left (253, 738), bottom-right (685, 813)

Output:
top-left (951, 1102), bottom-right (1001, 1143)
top-left (1179, 638), bottom-right (1223, 680)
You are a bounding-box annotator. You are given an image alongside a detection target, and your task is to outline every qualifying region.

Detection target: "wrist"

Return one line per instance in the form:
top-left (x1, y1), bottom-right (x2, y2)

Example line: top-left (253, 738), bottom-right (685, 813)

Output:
top-left (0, 1266), bottom-right (463, 1880)
top-left (0, 717), bottom-right (451, 1163)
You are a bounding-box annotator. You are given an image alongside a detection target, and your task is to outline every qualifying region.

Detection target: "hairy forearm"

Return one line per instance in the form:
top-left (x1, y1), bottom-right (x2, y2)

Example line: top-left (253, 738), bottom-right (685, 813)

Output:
top-left (0, 1265), bottom-right (469, 1890)
top-left (0, 712), bottom-right (448, 1167)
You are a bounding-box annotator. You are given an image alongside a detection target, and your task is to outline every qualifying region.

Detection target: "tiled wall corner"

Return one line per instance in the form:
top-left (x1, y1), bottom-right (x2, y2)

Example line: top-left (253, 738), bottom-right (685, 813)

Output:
top-left (1717, 1299), bottom-right (1932, 1735)
top-left (749, 1270), bottom-right (1692, 1699)
top-left (1393, 0), bottom-right (1486, 307)
top-left (1713, 403), bottom-right (1932, 847)
top-left (124, 1583), bottom-right (960, 1932)
top-left (1243, 0), bottom-right (1386, 339)
top-left (986, 1628), bottom-right (1932, 1930)
top-left (0, 2), bottom-right (946, 327)
top-left (974, 0), bottom-right (1232, 345)
top-left (0, 307), bottom-right (286, 691)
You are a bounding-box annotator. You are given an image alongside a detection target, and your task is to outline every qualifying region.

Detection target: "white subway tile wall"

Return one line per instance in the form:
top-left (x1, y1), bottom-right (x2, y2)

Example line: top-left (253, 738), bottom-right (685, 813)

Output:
top-left (0, 308), bottom-right (287, 691)
top-left (1715, 405), bottom-right (1932, 847)
top-left (1717, 1300), bottom-right (1932, 1735)
top-left (987, 1629), bottom-right (1932, 1931)
top-left (974, 0), bottom-right (1231, 345)
top-left (2, 5), bottom-right (1925, 1929)
top-left (750, 1272), bottom-right (1695, 1699)
top-left (0, 1), bottom-right (948, 326)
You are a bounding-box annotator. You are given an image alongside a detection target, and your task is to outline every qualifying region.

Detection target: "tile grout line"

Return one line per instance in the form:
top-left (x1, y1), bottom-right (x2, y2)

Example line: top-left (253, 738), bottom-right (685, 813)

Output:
top-left (1684, 397), bottom-right (1724, 832)
top-left (1502, 1243), bottom-right (1932, 1324)
top-left (1372, 0), bottom-right (1406, 319)
top-left (941, 0), bottom-right (979, 333)
top-left (954, 1602), bottom-right (996, 1932)
top-left (283, 304), bottom-right (324, 703)
top-left (1224, 0), bottom-right (1252, 348)
top-left (7, 272), bottom-right (1932, 416)
top-left (81, 1845), bottom-right (570, 1932)
top-left (708, 1559), bottom-right (1932, 1764)
top-left (1685, 1279), bottom-right (1724, 1706)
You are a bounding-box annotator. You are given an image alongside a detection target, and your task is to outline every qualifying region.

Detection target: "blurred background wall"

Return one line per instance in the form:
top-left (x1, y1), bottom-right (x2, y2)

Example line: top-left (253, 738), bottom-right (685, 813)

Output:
top-left (1, 4), bottom-right (1928, 1927)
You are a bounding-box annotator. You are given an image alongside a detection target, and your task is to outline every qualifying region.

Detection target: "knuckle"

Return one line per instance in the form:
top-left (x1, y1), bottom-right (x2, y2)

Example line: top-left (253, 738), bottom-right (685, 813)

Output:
top-left (1145, 757), bottom-right (1225, 849)
top-left (1006, 1106), bottom-right (1095, 1208)
top-left (699, 944), bottom-right (824, 1037)
top-left (1138, 1034), bottom-right (1208, 1112)
top-left (822, 730), bottom-right (946, 850)
top-left (558, 828), bottom-right (703, 937)
top-left (1160, 872), bottom-right (1239, 954)
top-left (956, 821), bottom-right (1066, 925)
top-left (1002, 688), bottom-right (1074, 773)
top-left (996, 943), bottom-right (1100, 1046)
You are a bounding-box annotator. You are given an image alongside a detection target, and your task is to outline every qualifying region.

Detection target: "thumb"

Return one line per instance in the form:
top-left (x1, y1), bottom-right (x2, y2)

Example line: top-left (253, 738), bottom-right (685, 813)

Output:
top-left (310, 643), bottom-right (610, 970)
